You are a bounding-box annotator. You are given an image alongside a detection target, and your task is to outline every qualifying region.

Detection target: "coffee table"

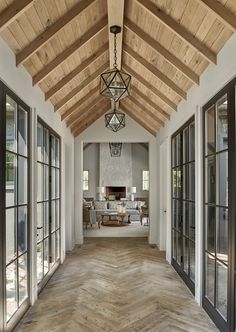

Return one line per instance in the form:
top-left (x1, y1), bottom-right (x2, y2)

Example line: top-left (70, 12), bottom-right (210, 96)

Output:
top-left (101, 212), bottom-right (131, 225)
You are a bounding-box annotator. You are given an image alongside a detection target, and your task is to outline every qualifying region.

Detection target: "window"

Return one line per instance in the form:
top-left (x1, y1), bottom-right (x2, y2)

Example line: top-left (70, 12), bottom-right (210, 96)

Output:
top-left (142, 171), bottom-right (149, 191)
top-left (83, 171), bottom-right (89, 191)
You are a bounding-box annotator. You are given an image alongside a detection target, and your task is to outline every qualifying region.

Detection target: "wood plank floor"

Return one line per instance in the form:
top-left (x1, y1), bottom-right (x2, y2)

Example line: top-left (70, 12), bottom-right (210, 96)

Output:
top-left (16, 238), bottom-right (218, 332)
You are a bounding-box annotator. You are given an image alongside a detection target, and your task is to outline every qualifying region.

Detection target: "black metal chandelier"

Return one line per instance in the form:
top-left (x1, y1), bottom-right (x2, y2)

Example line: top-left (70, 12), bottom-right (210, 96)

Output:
top-left (100, 25), bottom-right (131, 102)
top-left (109, 143), bottom-right (122, 157)
top-left (105, 103), bottom-right (125, 132)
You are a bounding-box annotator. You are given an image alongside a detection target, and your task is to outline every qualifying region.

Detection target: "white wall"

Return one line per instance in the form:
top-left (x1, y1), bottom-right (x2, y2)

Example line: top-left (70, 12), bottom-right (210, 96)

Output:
top-left (157, 34), bottom-right (236, 304)
top-left (132, 144), bottom-right (149, 198)
top-left (0, 38), bottom-right (75, 304)
top-left (75, 114), bottom-right (158, 245)
top-left (83, 143), bottom-right (99, 198)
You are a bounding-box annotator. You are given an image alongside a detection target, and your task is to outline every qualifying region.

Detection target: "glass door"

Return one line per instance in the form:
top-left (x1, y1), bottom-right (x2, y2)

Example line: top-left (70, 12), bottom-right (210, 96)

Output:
top-left (0, 83), bottom-right (30, 331)
top-left (171, 117), bottom-right (195, 293)
top-left (37, 119), bottom-right (60, 289)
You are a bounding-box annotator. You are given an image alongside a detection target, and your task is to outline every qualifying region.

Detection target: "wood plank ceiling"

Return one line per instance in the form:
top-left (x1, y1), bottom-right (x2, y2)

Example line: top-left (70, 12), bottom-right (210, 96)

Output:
top-left (0, 0), bottom-right (235, 137)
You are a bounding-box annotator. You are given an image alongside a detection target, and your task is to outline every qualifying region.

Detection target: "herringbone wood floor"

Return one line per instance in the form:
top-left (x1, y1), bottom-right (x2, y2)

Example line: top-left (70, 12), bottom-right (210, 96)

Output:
top-left (16, 238), bottom-right (218, 332)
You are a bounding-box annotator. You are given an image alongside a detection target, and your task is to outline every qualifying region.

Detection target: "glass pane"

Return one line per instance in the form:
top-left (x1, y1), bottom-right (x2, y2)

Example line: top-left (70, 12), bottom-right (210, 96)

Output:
top-left (18, 106), bottom-right (28, 156)
top-left (217, 152), bottom-right (228, 207)
top-left (189, 122), bottom-right (195, 161)
top-left (55, 137), bottom-right (60, 168)
top-left (18, 254), bottom-right (28, 305)
top-left (51, 200), bottom-right (55, 232)
top-left (176, 231), bottom-right (182, 265)
top-left (6, 95), bottom-right (17, 153)
top-left (18, 156), bottom-right (27, 205)
top-left (6, 261), bottom-right (17, 321)
top-left (37, 203), bottom-right (43, 242)
top-left (216, 95), bottom-right (228, 152)
top-left (216, 207), bottom-right (228, 264)
top-left (55, 200), bottom-right (60, 229)
top-left (183, 237), bottom-right (189, 274)
top-left (37, 242), bottom-right (43, 283)
top-left (51, 167), bottom-right (55, 199)
top-left (205, 156), bottom-right (216, 204)
top-left (37, 163), bottom-right (43, 202)
top-left (205, 206), bottom-right (215, 254)
top-left (44, 165), bottom-right (49, 201)
top-left (6, 208), bottom-right (16, 264)
top-left (18, 206), bottom-right (27, 255)
top-left (44, 202), bottom-right (49, 237)
top-left (172, 169), bottom-right (177, 198)
top-left (205, 253), bottom-right (215, 305)
top-left (51, 135), bottom-right (55, 167)
top-left (55, 169), bottom-right (60, 199)
top-left (216, 261), bottom-right (227, 320)
top-left (37, 122), bottom-right (43, 162)
top-left (205, 106), bottom-right (215, 155)
top-left (171, 138), bottom-right (176, 167)
top-left (56, 230), bottom-right (60, 260)
top-left (173, 199), bottom-right (181, 230)
top-left (176, 134), bottom-right (181, 166)
top-left (189, 240), bottom-right (195, 282)
top-left (183, 165), bottom-right (188, 200)
top-left (176, 167), bottom-right (182, 198)
top-left (183, 127), bottom-right (188, 163)
top-left (172, 231), bottom-right (177, 260)
top-left (44, 128), bottom-right (49, 164)
top-left (51, 232), bottom-right (56, 265)
top-left (6, 152), bottom-right (17, 207)
top-left (183, 201), bottom-right (189, 236)
top-left (188, 163), bottom-right (195, 201)
top-left (44, 238), bottom-right (49, 275)
top-left (189, 203), bottom-right (195, 241)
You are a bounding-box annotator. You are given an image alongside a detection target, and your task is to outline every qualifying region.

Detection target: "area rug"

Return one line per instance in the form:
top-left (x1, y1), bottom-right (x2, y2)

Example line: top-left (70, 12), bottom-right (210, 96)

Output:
top-left (102, 220), bottom-right (129, 227)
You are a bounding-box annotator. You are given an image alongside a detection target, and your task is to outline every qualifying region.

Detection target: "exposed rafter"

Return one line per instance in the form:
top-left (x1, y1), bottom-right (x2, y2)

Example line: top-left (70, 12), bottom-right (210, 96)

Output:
top-left (136, 0), bottom-right (217, 64)
top-left (73, 102), bottom-right (110, 137)
top-left (124, 17), bottom-right (199, 85)
top-left (123, 63), bottom-right (177, 111)
top-left (121, 102), bottom-right (157, 137)
top-left (45, 43), bottom-right (108, 100)
top-left (196, 0), bottom-right (236, 32)
top-left (54, 61), bottom-right (109, 112)
top-left (61, 86), bottom-right (99, 122)
top-left (68, 95), bottom-right (103, 129)
top-left (32, 16), bottom-right (107, 85)
top-left (124, 44), bottom-right (187, 100)
top-left (128, 95), bottom-right (164, 127)
top-left (131, 86), bottom-right (170, 120)
top-left (0, 0), bottom-right (34, 33)
top-left (16, 0), bottom-right (95, 66)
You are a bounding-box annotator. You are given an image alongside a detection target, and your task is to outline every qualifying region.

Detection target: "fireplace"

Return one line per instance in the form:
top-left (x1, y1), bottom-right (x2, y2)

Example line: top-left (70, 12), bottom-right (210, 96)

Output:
top-left (106, 186), bottom-right (126, 200)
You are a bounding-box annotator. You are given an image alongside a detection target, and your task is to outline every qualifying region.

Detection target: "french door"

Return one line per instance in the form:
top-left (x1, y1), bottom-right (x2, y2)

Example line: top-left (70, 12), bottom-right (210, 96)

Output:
top-left (0, 82), bottom-right (30, 331)
top-left (37, 118), bottom-right (61, 290)
top-left (202, 77), bottom-right (236, 332)
top-left (171, 117), bottom-right (195, 293)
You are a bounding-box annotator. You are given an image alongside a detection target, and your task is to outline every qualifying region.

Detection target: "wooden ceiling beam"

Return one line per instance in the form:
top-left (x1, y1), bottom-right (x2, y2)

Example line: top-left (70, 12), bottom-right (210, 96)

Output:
top-left (124, 44), bottom-right (187, 100)
top-left (123, 63), bottom-right (177, 112)
top-left (196, 0), bottom-right (236, 32)
top-left (136, 0), bottom-right (217, 64)
top-left (45, 43), bottom-right (108, 100)
top-left (128, 95), bottom-right (165, 127)
top-left (54, 61), bottom-right (108, 112)
top-left (73, 102), bottom-right (110, 137)
top-left (68, 95), bottom-right (103, 129)
top-left (61, 86), bottom-right (99, 122)
top-left (120, 102), bottom-right (157, 137)
top-left (32, 16), bottom-right (107, 85)
top-left (131, 85), bottom-right (170, 120)
top-left (0, 0), bottom-right (34, 33)
top-left (16, 0), bottom-right (95, 66)
top-left (124, 17), bottom-right (199, 85)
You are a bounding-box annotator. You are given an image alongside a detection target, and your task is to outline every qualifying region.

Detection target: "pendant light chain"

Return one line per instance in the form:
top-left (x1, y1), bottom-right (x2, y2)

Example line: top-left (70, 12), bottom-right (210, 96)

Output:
top-left (113, 33), bottom-right (117, 68)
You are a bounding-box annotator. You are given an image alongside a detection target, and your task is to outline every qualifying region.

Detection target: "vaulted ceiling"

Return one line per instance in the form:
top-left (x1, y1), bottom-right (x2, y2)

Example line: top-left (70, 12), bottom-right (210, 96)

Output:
top-left (0, 0), bottom-right (235, 137)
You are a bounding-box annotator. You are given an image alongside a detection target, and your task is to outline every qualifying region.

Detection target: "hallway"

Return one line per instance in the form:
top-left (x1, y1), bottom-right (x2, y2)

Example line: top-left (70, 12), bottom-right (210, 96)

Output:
top-left (16, 238), bottom-right (217, 332)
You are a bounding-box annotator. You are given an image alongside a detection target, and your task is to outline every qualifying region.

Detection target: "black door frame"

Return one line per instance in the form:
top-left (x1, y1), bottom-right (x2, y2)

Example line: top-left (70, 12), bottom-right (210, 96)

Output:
top-left (171, 115), bottom-right (195, 295)
top-left (202, 76), bottom-right (236, 332)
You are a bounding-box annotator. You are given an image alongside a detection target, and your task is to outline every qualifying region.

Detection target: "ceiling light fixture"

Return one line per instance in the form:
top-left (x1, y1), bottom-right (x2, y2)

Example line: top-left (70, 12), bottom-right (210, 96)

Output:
top-left (105, 102), bottom-right (125, 132)
top-left (100, 25), bottom-right (131, 102)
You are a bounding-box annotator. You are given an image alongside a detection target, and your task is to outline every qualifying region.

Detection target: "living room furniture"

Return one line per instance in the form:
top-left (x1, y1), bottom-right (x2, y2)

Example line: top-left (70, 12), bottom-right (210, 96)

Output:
top-left (101, 211), bottom-right (131, 225)
top-left (83, 206), bottom-right (100, 229)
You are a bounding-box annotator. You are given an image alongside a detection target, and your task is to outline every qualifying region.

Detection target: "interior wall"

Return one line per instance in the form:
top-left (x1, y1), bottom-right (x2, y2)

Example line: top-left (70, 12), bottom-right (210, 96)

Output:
top-left (156, 33), bottom-right (236, 305)
top-left (131, 144), bottom-right (149, 198)
top-left (83, 143), bottom-right (99, 199)
top-left (0, 38), bottom-right (75, 304)
top-left (75, 116), bottom-right (158, 245)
